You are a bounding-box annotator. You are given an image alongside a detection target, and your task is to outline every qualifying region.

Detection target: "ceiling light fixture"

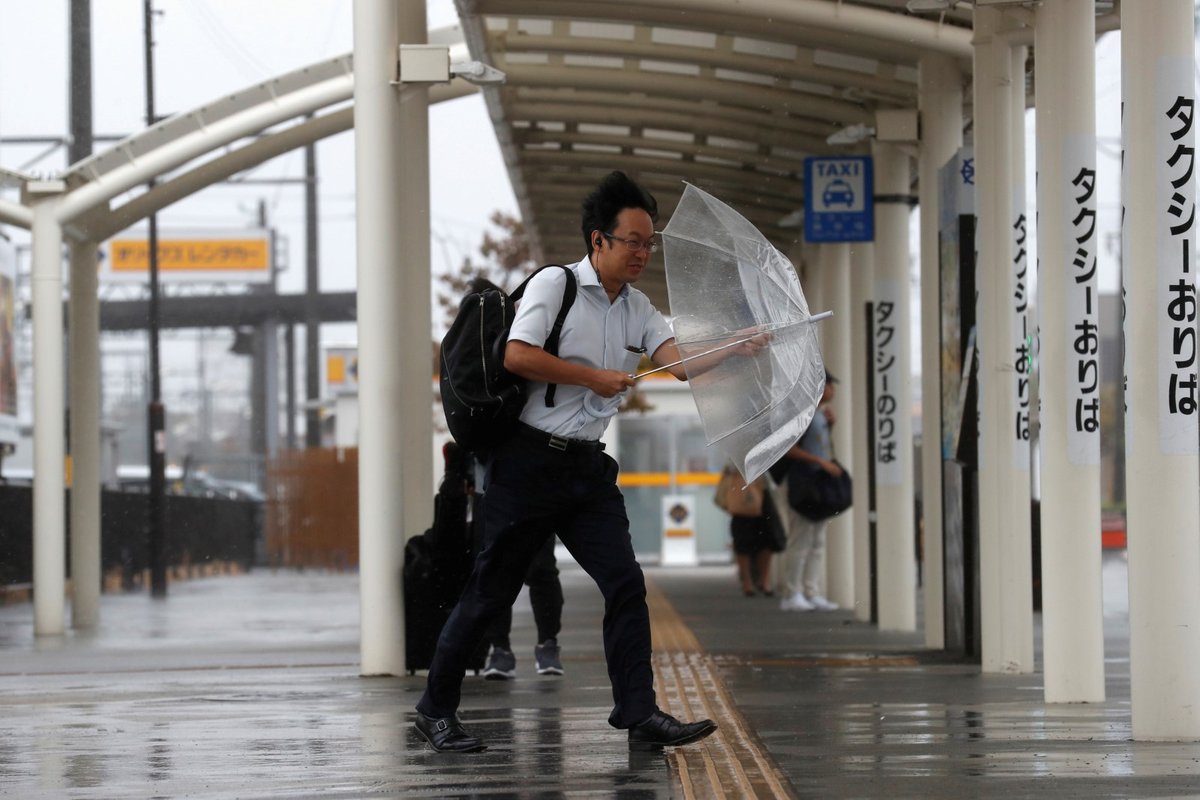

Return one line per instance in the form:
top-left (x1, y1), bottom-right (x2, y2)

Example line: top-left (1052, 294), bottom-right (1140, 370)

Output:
top-left (825, 123), bottom-right (875, 146)
top-left (777, 210), bottom-right (803, 229)
top-left (905, 0), bottom-right (957, 12)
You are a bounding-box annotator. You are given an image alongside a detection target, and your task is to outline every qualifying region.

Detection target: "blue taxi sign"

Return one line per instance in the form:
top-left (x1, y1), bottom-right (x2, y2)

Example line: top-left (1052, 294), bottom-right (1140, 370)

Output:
top-left (804, 156), bottom-right (874, 243)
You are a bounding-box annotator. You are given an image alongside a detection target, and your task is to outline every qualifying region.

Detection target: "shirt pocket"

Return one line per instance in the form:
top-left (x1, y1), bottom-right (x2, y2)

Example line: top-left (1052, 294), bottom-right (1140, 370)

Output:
top-left (619, 349), bottom-right (643, 375)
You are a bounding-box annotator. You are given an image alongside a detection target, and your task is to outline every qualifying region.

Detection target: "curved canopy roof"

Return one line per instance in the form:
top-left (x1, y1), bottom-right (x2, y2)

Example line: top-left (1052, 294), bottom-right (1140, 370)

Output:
top-left (454, 0), bottom-right (976, 305)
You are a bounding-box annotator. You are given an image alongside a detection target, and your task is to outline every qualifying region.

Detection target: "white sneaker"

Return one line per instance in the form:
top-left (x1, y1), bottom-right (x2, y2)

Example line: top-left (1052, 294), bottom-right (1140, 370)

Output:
top-left (809, 595), bottom-right (839, 611)
top-left (780, 592), bottom-right (814, 612)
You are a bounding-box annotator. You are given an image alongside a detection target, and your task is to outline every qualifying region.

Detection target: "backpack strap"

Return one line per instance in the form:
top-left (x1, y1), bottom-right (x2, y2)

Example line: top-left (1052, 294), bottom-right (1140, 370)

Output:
top-left (509, 264), bottom-right (578, 407)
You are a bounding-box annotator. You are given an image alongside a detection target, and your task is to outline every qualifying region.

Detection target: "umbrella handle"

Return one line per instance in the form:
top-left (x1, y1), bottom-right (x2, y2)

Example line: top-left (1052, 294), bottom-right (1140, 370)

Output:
top-left (632, 310), bottom-right (833, 380)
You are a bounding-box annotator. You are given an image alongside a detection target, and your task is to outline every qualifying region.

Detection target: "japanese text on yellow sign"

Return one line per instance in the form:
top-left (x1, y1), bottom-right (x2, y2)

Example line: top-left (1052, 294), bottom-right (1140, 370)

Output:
top-left (109, 238), bottom-right (270, 273)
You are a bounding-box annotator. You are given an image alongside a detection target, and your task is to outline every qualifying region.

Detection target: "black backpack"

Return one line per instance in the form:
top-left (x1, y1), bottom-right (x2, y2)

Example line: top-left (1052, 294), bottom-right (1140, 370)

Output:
top-left (439, 264), bottom-right (577, 453)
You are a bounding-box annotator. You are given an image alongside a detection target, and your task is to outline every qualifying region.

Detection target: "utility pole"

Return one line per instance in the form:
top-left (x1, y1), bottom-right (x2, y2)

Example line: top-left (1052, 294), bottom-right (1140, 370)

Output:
top-left (67, 0), bottom-right (93, 463)
top-left (285, 325), bottom-right (297, 449)
top-left (68, 1), bottom-right (94, 165)
top-left (143, 0), bottom-right (168, 598)
top-left (304, 133), bottom-right (322, 447)
top-left (250, 200), bottom-right (281, 468)
top-left (67, 0), bottom-right (93, 485)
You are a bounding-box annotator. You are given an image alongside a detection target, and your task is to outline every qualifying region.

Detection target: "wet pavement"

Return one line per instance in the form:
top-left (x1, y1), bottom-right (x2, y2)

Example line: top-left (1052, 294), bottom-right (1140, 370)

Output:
top-left (1, 552), bottom-right (1199, 798)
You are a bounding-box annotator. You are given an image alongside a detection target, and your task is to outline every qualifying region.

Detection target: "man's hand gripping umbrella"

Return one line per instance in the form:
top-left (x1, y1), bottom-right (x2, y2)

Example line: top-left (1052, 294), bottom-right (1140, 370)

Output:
top-left (631, 313), bottom-right (832, 380)
top-left (592, 183), bottom-right (832, 486)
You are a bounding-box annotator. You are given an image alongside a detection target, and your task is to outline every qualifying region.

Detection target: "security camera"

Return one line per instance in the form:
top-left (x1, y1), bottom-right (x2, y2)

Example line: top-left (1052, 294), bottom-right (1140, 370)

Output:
top-left (450, 61), bottom-right (506, 87)
top-left (394, 44), bottom-right (506, 87)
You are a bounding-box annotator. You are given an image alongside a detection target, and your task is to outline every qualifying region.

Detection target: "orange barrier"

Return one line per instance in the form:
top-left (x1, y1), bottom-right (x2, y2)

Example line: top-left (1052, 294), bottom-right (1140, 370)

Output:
top-left (617, 472), bottom-right (720, 488)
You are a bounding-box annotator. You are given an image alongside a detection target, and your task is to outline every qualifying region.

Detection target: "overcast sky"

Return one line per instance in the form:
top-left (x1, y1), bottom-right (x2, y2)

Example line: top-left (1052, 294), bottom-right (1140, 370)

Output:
top-left (0, 2), bottom-right (1141, 382)
top-left (0, 2), bottom-right (1137, 308)
top-left (0, 0), bottom-right (517, 329)
top-left (0, 2), bottom-right (1159, 471)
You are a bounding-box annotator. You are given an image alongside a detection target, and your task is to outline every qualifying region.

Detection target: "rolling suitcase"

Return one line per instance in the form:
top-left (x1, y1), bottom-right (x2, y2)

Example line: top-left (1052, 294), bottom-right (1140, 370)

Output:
top-left (403, 443), bottom-right (487, 673)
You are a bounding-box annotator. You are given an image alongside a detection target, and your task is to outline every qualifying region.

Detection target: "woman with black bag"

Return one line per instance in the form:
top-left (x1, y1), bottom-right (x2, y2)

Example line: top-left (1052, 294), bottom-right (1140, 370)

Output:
top-left (767, 372), bottom-right (844, 612)
top-left (716, 465), bottom-right (782, 597)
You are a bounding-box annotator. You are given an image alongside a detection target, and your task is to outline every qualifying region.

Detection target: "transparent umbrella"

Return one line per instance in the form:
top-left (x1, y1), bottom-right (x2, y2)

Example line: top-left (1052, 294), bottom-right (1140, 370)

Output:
top-left (649, 183), bottom-right (829, 484)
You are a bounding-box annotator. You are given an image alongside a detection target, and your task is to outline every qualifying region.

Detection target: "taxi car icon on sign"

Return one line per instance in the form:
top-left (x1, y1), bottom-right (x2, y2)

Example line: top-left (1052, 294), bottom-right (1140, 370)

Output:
top-left (822, 179), bottom-right (855, 208)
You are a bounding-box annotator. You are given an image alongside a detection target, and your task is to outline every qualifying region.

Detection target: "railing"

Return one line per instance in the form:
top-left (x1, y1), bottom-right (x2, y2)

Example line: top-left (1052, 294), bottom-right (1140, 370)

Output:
top-left (0, 484), bottom-right (260, 593)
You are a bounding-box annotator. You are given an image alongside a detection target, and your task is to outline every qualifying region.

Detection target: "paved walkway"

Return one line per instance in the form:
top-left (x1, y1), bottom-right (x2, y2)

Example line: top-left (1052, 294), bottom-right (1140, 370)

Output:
top-left (1, 553), bottom-right (1198, 799)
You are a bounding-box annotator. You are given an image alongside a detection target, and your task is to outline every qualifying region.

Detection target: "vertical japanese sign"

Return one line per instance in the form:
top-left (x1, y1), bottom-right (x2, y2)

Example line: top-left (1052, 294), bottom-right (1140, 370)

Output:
top-left (1157, 59), bottom-right (1199, 455)
top-left (1012, 191), bottom-right (1032, 472)
top-left (0, 235), bottom-right (17, 445)
top-left (874, 278), bottom-right (902, 485)
top-left (1063, 136), bottom-right (1101, 466)
top-left (939, 147), bottom-right (975, 461)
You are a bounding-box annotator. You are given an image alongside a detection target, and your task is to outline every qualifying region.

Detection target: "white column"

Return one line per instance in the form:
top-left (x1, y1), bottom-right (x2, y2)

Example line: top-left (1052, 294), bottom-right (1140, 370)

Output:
top-left (973, 7), bottom-right (1033, 673)
top-left (917, 52), bottom-right (963, 650)
top-left (821, 243), bottom-right (854, 609)
top-left (849, 241), bottom-right (875, 622)
top-left (68, 240), bottom-right (101, 629)
top-left (870, 140), bottom-right (916, 632)
top-left (1034, 0), bottom-right (1105, 703)
top-left (1122, 0), bottom-right (1200, 739)
top-left (353, 0), bottom-right (433, 676)
top-left (28, 188), bottom-right (66, 636)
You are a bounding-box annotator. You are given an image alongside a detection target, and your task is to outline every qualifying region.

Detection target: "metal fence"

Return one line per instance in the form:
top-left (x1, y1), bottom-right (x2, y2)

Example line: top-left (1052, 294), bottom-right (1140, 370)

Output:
top-left (0, 485), bottom-right (260, 588)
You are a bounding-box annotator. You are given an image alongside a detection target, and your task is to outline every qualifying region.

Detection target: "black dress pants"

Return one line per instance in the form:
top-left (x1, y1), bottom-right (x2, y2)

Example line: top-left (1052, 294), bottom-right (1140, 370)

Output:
top-left (416, 431), bottom-right (657, 729)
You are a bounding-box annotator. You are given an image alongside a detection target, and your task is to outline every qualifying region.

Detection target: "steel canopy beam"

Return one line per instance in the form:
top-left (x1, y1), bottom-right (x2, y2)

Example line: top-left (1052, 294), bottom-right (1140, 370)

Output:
top-left (466, 0), bottom-right (974, 61)
top-left (497, 30), bottom-right (918, 103)
top-left (0, 198), bottom-right (32, 228)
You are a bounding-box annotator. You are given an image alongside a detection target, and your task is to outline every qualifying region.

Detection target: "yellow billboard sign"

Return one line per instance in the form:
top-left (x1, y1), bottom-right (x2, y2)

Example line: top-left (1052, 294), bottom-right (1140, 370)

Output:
top-left (325, 347), bottom-right (358, 395)
top-left (103, 229), bottom-right (272, 283)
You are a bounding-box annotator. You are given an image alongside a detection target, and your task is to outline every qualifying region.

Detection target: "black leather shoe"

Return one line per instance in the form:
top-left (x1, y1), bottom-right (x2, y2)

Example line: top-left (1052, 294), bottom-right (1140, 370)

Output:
top-left (413, 711), bottom-right (486, 753)
top-left (627, 710), bottom-right (717, 749)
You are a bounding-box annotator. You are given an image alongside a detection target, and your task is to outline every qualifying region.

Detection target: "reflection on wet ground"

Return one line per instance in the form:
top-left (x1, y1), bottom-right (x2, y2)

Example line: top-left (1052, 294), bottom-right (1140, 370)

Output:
top-left (653, 555), bottom-right (1200, 799)
top-left (0, 669), bottom-right (672, 798)
top-left (0, 573), bottom-right (676, 799)
top-left (1, 554), bottom-right (1199, 798)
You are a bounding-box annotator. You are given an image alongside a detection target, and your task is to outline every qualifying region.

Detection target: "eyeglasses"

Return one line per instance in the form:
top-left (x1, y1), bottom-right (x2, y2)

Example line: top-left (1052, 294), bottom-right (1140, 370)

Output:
top-left (601, 232), bottom-right (660, 254)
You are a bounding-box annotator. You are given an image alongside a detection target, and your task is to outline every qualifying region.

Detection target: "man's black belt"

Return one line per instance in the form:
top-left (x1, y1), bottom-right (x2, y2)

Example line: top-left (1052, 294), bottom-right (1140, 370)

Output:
top-left (516, 422), bottom-right (605, 453)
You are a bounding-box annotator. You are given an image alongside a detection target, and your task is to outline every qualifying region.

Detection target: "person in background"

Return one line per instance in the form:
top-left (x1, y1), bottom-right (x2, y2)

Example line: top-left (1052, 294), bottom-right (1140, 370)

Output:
top-left (481, 535), bottom-right (565, 678)
top-left (719, 465), bottom-right (778, 597)
top-left (769, 371), bottom-right (841, 612)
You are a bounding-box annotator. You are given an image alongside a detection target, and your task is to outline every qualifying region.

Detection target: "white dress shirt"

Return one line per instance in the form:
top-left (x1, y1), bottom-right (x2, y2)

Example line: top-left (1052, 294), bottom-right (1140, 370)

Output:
top-left (507, 254), bottom-right (674, 440)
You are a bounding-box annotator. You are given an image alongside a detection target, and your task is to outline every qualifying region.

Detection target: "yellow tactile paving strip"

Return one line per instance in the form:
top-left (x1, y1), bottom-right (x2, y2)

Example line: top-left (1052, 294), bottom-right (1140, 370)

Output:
top-left (645, 576), bottom-right (796, 800)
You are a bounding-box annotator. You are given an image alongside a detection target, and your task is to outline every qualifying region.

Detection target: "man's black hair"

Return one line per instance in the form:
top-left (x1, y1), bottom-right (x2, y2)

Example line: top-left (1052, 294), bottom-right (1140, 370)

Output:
top-left (580, 171), bottom-right (658, 255)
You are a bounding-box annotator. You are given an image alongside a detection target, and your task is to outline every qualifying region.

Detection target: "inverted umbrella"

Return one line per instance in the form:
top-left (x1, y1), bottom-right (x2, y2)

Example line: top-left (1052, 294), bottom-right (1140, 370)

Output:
top-left (653, 183), bottom-right (829, 485)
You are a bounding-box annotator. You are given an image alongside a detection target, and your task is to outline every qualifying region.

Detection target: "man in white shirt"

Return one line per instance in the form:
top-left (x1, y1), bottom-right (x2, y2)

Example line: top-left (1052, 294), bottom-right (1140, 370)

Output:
top-left (414, 171), bottom-right (719, 753)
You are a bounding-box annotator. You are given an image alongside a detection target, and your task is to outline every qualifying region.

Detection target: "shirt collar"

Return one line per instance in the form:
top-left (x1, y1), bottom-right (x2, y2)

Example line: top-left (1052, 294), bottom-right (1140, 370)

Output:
top-left (580, 254), bottom-right (630, 300)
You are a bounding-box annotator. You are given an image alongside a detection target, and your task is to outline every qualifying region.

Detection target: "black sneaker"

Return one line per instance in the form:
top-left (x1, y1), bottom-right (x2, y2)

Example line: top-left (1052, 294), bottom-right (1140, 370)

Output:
top-left (534, 638), bottom-right (563, 675)
top-left (483, 646), bottom-right (516, 680)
